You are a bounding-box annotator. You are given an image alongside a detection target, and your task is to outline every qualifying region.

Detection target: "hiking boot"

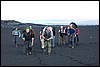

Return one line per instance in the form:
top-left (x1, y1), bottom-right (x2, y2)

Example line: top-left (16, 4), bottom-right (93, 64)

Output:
top-left (48, 53), bottom-right (51, 55)
top-left (72, 46), bottom-right (74, 48)
top-left (26, 53), bottom-right (29, 55)
top-left (43, 50), bottom-right (46, 54)
top-left (29, 52), bottom-right (32, 55)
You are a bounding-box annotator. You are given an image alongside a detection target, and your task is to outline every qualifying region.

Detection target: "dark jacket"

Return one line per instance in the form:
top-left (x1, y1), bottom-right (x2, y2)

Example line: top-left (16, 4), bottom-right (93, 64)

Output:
top-left (23, 31), bottom-right (34, 41)
top-left (44, 31), bottom-right (51, 40)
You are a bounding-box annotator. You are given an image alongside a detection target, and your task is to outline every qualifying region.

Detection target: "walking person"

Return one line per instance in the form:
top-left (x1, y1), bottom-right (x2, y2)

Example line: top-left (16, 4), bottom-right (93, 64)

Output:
top-left (49, 26), bottom-right (55, 48)
top-left (22, 27), bottom-right (34, 55)
top-left (29, 26), bottom-right (35, 52)
top-left (12, 27), bottom-right (21, 47)
top-left (68, 24), bottom-right (76, 48)
top-left (42, 26), bottom-right (53, 55)
top-left (52, 27), bottom-right (56, 47)
top-left (70, 22), bottom-right (80, 45)
top-left (58, 26), bottom-right (66, 45)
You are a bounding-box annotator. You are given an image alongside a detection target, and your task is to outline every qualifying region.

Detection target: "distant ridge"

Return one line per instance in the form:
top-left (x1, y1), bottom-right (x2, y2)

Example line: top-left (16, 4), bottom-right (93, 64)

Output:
top-left (1, 20), bottom-right (99, 28)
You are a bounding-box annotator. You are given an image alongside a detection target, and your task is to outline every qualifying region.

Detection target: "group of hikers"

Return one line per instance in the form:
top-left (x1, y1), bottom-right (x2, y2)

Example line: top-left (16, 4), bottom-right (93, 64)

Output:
top-left (12, 22), bottom-right (80, 55)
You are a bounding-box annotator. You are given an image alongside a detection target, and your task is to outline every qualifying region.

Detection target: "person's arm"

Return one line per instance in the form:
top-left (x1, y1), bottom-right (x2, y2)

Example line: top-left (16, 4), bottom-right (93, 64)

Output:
top-left (31, 38), bottom-right (34, 46)
top-left (40, 35), bottom-right (41, 40)
top-left (31, 33), bottom-right (34, 46)
top-left (42, 31), bottom-right (45, 39)
top-left (18, 30), bottom-right (21, 37)
top-left (22, 33), bottom-right (25, 40)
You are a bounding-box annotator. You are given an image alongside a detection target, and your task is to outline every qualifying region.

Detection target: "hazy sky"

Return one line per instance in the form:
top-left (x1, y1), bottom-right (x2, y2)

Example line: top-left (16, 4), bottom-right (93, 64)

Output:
top-left (1, 1), bottom-right (99, 21)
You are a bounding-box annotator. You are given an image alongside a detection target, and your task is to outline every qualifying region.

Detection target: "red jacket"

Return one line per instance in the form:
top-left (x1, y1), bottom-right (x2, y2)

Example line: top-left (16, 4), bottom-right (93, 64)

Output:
top-left (76, 28), bottom-right (80, 35)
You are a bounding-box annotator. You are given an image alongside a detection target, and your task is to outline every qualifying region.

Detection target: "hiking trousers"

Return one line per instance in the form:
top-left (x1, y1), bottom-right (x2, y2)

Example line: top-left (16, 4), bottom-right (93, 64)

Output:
top-left (44, 40), bottom-right (51, 54)
top-left (60, 35), bottom-right (66, 45)
top-left (23, 41), bottom-right (33, 54)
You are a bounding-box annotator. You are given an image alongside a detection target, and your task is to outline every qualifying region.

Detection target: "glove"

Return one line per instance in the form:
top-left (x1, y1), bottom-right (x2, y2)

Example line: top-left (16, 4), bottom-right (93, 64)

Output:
top-left (47, 39), bottom-right (50, 41)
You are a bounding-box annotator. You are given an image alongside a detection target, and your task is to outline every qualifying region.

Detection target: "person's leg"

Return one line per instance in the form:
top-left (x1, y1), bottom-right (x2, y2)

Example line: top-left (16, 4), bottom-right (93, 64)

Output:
top-left (42, 39), bottom-right (44, 49)
top-left (16, 36), bottom-right (19, 47)
top-left (15, 35), bottom-right (17, 47)
top-left (60, 36), bottom-right (61, 45)
top-left (53, 36), bottom-right (55, 47)
top-left (23, 41), bottom-right (26, 54)
top-left (59, 35), bottom-right (60, 45)
top-left (76, 35), bottom-right (79, 45)
top-left (63, 35), bottom-right (66, 45)
top-left (68, 35), bottom-right (72, 47)
top-left (60, 36), bottom-right (63, 45)
top-left (43, 41), bottom-right (47, 54)
top-left (72, 34), bottom-right (75, 48)
top-left (25, 41), bottom-right (29, 55)
top-left (74, 35), bottom-right (76, 45)
top-left (47, 41), bottom-right (51, 55)
top-left (50, 39), bottom-right (53, 47)
top-left (29, 42), bottom-right (32, 55)
top-left (68, 35), bottom-right (70, 45)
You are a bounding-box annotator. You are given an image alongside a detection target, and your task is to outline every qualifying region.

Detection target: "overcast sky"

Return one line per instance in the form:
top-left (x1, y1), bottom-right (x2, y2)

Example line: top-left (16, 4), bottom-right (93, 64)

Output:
top-left (1, 1), bottom-right (99, 22)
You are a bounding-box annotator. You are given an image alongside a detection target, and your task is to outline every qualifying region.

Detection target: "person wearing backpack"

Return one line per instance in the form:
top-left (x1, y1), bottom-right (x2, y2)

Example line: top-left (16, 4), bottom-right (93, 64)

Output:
top-left (49, 26), bottom-right (55, 48)
top-left (52, 27), bottom-right (56, 47)
top-left (58, 26), bottom-right (66, 45)
top-left (12, 27), bottom-right (21, 47)
top-left (42, 26), bottom-right (53, 55)
top-left (70, 22), bottom-right (80, 45)
top-left (22, 27), bottom-right (34, 55)
top-left (29, 26), bottom-right (35, 52)
top-left (67, 24), bottom-right (76, 48)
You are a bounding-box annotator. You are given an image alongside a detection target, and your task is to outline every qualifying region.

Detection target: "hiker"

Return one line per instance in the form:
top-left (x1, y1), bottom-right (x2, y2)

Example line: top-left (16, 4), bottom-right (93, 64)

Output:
top-left (75, 27), bottom-right (80, 45)
top-left (70, 22), bottom-right (80, 45)
top-left (49, 26), bottom-right (55, 47)
top-left (40, 31), bottom-right (44, 49)
top-left (12, 27), bottom-right (21, 47)
top-left (52, 27), bottom-right (56, 47)
top-left (63, 25), bottom-right (67, 36)
top-left (29, 26), bottom-right (35, 51)
top-left (67, 24), bottom-right (76, 48)
top-left (58, 26), bottom-right (66, 45)
top-left (67, 26), bottom-right (70, 45)
top-left (22, 27), bottom-right (34, 55)
top-left (42, 26), bottom-right (53, 55)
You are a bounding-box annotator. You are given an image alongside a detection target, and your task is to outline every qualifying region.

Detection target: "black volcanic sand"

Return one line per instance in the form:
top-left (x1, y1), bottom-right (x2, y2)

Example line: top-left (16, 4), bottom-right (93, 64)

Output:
top-left (1, 26), bottom-right (99, 66)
